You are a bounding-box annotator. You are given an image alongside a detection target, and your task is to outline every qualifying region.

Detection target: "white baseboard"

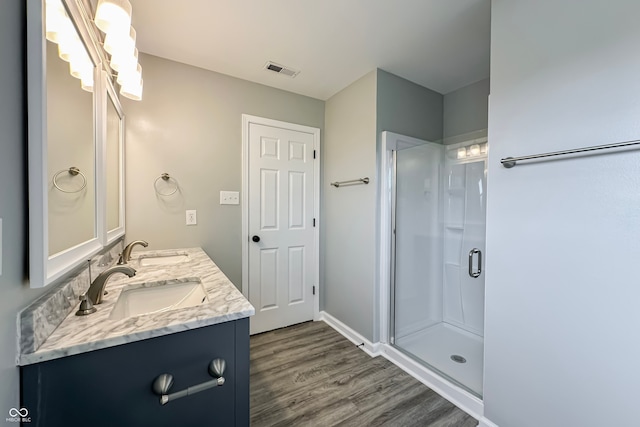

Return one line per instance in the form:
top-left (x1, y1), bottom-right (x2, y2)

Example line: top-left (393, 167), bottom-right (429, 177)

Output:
top-left (318, 311), bottom-right (382, 357)
top-left (380, 344), bottom-right (484, 421)
top-left (478, 417), bottom-right (499, 427)
top-left (319, 311), bottom-right (495, 426)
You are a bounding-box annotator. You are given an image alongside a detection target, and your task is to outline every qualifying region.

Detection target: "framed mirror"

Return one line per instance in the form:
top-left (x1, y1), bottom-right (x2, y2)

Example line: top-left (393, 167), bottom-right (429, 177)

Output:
top-left (27, 0), bottom-right (125, 288)
top-left (104, 76), bottom-right (125, 244)
top-left (46, 29), bottom-right (97, 259)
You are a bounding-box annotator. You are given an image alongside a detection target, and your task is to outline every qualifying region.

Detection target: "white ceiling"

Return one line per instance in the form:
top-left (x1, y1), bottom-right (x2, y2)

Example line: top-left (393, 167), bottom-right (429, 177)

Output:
top-left (129, 0), bottom-right (491, 100)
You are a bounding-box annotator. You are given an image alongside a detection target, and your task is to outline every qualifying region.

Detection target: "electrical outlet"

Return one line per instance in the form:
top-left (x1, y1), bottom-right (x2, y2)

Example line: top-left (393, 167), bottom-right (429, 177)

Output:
top-left (220, 191), bottom-right (240, 205)
top-left (186, 210), bottom-right (197, 225)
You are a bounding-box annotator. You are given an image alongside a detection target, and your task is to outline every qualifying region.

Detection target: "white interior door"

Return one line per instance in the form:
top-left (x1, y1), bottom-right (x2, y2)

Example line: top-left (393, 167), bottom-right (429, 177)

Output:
top-left (248, 122), bottom-right (316, 335)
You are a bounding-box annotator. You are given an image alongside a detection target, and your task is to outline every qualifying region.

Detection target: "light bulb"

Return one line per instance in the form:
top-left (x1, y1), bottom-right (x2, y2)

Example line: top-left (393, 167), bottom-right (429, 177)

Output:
top-left (110, 47), bottom-right (138, 72)
top-left (457, 148), bottom-right (466, 159)
top-left (120, 78), bottom-right (143, 101)
top-left (94, 0), bottom-right (132, 34)
top-left (117, 62), bottom-right (142, 86)
top-left (57, 30), bottom-right (83, 62)
top-left (81, 75), bottom-right (94, 92)
top-left (104, 26), bottom-right (136, 55)
top-left (45, 0), bottom-right (66, 42)
top-left (69, 55), bottom-right (93, 80)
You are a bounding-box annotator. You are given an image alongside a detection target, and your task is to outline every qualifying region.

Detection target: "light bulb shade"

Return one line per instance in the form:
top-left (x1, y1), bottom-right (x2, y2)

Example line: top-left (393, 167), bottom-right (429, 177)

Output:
top-left (69, 55), bottom-right (93, 80)
top-left (94, 0), bottom-right (132, 34)
top-left (45, 1), bottom-right (66, 42)
top-left (57, 31), bottom-right (84, 62)
top-left (104, 26), bottom-right (136, 55)
top-left (116, 62), bottom-right (142, 86)
top-left (81, 76), bottom-right (94, 92)
top-left (110, 47), bottom-right (138, 72)
top-left (120, 78), bottom-right (143, 101)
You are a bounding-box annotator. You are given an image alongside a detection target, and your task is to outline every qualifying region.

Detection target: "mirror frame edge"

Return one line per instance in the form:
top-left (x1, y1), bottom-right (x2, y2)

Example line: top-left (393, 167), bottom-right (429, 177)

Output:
top-left (27, 0), bottom-right (121, 288)
top-left (103, 74), bottom-right (126, 245)
top-left (26, 0), bottom-right (48, 287)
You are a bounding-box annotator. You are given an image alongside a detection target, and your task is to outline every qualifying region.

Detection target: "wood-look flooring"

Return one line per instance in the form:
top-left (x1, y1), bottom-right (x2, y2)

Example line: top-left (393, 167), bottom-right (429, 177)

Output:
top-left (250, 321), bottom-right (478, 427)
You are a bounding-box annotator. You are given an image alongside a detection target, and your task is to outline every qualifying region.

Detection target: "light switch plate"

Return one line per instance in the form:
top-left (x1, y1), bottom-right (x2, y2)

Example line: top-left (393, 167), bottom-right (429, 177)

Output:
top-left (220, 191), bottom-right (240, 205)
top-left (186, 210), bottom-right (197, 225)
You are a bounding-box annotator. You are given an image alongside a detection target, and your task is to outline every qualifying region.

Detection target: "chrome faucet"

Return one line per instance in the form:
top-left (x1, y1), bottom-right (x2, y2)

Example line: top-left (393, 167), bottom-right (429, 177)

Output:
top-left (119, 240), bottom-right (148, 264)
top-left (86, 265), bottom-right (136, 305)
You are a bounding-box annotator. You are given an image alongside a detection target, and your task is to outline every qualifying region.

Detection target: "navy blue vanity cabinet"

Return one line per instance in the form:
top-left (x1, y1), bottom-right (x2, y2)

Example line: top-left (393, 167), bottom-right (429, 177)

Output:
top-left (20, 318), bottom-right (249, 427)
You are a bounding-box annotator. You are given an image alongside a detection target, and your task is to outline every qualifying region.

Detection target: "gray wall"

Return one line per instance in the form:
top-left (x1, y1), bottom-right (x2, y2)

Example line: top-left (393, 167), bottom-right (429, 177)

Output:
top-left (376, 69), bottom-right (443, 143)
top-left (122, 53), bottom-right (324, 288)
top-left (322, 69), bottom-right (444, 342)
top-left (443, 78), bottom-right (489, 143)
top-left (484, 1), bottom-right (640, 426)
top-left (0, 0), bottom-right (49, 414)
top-left (375, 69), bottom-right (443, 342)
top-left (322, 71), bottom-right (377, 340)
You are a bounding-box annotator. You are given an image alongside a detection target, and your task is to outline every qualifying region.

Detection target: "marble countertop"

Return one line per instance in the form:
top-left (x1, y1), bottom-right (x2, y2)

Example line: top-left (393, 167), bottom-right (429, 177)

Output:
top-left (19, 247), bottom-right (254, 366)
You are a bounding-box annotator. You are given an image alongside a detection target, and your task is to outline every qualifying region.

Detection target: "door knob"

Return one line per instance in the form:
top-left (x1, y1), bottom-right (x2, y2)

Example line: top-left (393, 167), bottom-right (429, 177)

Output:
top-left (252, 235), bottom-right (260, 242)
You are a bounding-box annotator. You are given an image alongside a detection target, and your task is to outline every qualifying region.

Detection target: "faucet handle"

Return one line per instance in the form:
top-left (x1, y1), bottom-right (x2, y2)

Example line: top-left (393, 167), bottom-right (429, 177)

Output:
top-left (75, 293), bottom-right (97, 316)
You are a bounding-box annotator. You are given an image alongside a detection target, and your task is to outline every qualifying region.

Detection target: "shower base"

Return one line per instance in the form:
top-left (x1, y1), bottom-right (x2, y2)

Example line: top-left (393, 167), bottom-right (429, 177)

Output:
top-left (395, 322), bottom-right (483, 396)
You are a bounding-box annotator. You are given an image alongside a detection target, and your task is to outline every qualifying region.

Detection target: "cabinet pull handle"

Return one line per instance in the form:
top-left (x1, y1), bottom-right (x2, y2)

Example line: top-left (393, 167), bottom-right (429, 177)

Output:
top-left (468, 248), bottom-right (482, 278)
top-left (152, 358), bottom-right (226, 405)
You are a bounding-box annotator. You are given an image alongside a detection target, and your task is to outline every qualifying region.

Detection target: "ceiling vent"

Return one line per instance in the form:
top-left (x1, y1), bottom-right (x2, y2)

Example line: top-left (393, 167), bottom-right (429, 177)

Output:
top-left (264, 61), bottom-right (300, 78)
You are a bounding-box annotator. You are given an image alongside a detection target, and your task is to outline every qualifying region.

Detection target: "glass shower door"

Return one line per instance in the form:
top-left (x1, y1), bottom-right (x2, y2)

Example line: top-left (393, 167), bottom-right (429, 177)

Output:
top-left (392, 141), bottom-right (487, 397)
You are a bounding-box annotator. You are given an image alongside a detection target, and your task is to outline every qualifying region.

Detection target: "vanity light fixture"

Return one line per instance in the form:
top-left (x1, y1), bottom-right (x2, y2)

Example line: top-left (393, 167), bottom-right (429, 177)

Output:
top-left (452, 141), bottom-right (489, 160)
top-left (92, 0), bottom-right (143, 100)
top-left (45, 0), bottom-right (95, 92)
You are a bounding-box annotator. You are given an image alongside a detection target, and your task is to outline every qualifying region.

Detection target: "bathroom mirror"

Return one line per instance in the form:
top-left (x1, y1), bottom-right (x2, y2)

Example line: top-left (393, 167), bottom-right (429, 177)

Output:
top-left (27, 0), bottom-right (124, 288)
top-left (105, 76), bottom-right (125, 243)
top-left (46, 35), bottom-right (97, 257)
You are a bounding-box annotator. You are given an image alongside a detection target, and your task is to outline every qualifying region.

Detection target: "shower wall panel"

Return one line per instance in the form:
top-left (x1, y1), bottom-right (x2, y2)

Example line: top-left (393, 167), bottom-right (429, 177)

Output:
top-left (394, 143), bottom-right (444, 339)
top-left (442, 159), bottom-right (486, 336)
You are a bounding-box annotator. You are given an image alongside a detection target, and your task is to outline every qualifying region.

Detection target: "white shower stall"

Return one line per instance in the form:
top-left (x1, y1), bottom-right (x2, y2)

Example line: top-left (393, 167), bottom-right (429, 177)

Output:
top-left (387, 132), bottom-right (487, 397)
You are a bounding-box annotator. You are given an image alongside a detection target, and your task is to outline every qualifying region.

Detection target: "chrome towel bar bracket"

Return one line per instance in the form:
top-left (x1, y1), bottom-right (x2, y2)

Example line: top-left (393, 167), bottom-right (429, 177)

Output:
top-left (501, 138), bottom-right (640, 168)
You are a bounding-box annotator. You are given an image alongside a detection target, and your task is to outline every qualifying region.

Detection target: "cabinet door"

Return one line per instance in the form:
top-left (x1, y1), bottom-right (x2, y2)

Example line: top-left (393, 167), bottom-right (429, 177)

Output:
top-left (21, 319), bottom-right (249, 427)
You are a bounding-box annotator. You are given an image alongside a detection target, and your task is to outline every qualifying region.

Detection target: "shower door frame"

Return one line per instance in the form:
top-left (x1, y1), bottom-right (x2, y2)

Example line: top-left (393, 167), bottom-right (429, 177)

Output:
top-left (379, 132), bottom-right (428, 346)
top-left (377, 131), bottom-right (485, 418)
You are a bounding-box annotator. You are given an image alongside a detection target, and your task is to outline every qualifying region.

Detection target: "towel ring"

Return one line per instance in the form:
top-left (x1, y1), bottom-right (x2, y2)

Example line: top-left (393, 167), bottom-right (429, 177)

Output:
top-left (154, 173), bottom-right (179, 196)
top-left (53, 167), bottom-right (87, 193)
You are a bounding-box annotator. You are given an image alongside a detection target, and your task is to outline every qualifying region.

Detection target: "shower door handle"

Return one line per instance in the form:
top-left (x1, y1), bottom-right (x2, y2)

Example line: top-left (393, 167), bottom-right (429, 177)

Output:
top-left (468, 248), bottom-right (482, 278)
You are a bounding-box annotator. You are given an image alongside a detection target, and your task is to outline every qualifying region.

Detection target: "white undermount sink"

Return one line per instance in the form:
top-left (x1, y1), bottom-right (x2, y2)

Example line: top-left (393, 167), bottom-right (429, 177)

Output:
top-left (109, 279), bottom-right (209, 320)
top-left (137, 253), bottom-right (189, 266)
